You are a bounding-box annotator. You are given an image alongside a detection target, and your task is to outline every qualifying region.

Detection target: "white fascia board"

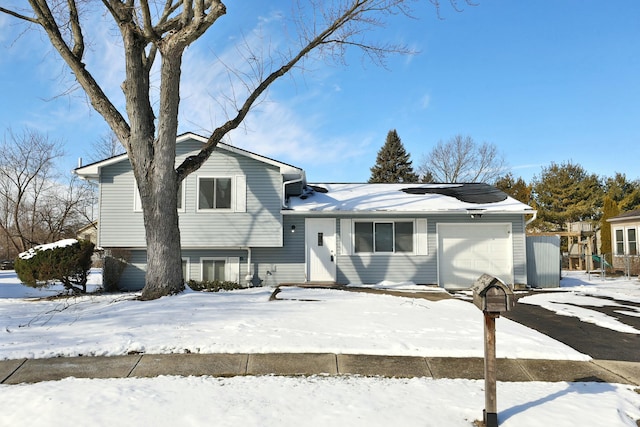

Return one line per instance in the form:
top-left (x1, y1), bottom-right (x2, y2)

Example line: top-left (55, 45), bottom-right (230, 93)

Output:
top-left (181, 132), bottom-right (303, 175)
top-left (74, 132), bottom-right (304, 179)
top-left (281, 209), bottom-right (535, 216)
top-left (74, 153), bottom-right (129, 180)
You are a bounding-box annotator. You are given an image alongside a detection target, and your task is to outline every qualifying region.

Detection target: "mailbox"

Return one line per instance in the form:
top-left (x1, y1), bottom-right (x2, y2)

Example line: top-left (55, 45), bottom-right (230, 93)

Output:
top-left (471, 274), bottom-right (516, 314)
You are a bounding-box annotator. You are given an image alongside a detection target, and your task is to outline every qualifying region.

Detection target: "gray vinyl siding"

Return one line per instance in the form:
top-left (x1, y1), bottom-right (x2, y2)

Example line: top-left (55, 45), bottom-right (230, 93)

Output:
top-left (334, 213), bottom-right (527, 286)
top-left (335, 215), bottom-right (434, 285)
top-left (98, 142), bottom-right (283, 248)
top-left (526, 235), bottom-right (561, 288)
top-left (178, 145), bottom-right (283, 248)
top-left (116, 250), bottom-right (148, 291)
top-left (181, 249), bottom-right (248, 282)
top-left (98, 161), bottom-right (145, 247)
top-left (116, 249), bottom-right (250, 290)
top-left (111, 213), bottom-right (528, 290)
top-left (250, 216), bottom-right (306, 286)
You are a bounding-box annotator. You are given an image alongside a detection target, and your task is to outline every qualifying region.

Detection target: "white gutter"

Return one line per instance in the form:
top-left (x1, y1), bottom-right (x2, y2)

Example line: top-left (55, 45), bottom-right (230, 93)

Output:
top-left (282, 209), bottom-right (537, 216)
top-left (282, 176), bottom-right (304, 208)
top-left (525, 211), bottom-right (538, 226)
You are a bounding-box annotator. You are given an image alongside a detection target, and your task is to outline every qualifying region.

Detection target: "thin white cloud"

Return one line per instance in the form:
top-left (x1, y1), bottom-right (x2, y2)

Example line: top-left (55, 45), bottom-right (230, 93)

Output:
top-left (420, 93), bottom-right (431, 109)
top-left (175, 9), bottom-right (372, 172)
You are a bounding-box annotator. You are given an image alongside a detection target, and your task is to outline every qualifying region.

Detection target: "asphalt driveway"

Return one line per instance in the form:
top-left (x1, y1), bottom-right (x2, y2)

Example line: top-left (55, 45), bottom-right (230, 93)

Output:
top-left (504, 294), bottom-right (640, 362)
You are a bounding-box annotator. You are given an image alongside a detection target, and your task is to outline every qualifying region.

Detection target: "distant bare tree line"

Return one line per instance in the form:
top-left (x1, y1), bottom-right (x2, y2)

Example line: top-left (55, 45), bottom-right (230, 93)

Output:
top-left (0, 128), bottom-right (96, 259)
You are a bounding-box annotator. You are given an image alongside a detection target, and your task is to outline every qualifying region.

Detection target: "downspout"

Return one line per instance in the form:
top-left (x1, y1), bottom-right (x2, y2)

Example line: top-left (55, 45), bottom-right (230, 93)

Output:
top-left (282, 175), bottom-right (304, 208)
top-left (244, 247), bottom-right (252, 288)
top-left (525, 211), bottom-right (538, 226)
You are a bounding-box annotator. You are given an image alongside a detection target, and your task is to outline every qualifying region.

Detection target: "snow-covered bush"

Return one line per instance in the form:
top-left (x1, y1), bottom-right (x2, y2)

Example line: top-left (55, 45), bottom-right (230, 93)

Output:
top-left (15, 239), bottom-right (95, 294)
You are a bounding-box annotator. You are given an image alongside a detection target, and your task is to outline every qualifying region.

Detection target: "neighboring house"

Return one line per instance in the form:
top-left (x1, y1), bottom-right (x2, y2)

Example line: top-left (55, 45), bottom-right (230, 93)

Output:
top-left (607, 209), bottom-right (640, 275)
top-left (76, 220), bottom-right (98, 245)
top-left (74, 132), bottom-right (535, 291)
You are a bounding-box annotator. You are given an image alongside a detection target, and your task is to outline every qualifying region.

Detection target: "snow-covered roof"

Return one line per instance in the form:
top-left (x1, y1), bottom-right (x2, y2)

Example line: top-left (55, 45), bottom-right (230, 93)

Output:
top-left (286, 183), bottom-right (534, 214)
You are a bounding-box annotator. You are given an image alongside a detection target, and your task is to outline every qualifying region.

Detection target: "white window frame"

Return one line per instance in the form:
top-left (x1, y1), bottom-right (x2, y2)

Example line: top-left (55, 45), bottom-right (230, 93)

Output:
top-left (613, 226), bottom-right (640, 256)
top-left (352, 219), bottom-right (416, 255)
top-left (197, 176), bottom-right (233, 212)
top-left (627, 227), bottom-right (638, 256)
top-left (614, 227), bottom-right (625, 255)
top-left (134, 180), bottom-right (185, 213)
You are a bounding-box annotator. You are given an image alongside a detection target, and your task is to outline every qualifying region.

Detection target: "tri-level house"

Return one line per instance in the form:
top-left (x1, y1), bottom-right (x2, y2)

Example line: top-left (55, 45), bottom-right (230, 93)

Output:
top-left (75, 132), bottom-right (535, 290)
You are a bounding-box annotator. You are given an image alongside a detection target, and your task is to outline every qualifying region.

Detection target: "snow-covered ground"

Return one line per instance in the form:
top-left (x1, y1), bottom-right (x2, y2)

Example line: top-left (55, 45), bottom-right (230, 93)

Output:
top-left (1, 270), bottom-right (639, 426)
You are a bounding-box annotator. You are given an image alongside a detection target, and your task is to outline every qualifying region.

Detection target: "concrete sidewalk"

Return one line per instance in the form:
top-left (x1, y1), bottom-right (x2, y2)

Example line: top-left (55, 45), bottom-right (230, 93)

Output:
top-left (1, 353), bottom-right (639, 386)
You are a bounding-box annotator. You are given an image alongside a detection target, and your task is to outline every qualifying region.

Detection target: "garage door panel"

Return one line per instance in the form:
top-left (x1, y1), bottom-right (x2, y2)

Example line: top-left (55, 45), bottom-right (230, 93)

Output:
top-left (438, 224), bottom-right (513, 288)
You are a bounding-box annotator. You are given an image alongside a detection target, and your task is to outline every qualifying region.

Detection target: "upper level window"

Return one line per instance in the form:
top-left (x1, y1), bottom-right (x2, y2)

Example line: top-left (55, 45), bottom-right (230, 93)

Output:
top-left (354, 221), bottom-right (414, 253)
top-left (198, 177), bottom-right (232, 210)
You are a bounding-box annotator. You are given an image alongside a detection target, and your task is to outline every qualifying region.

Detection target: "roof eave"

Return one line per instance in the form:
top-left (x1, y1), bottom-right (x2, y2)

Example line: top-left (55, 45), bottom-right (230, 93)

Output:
top-left (608, 215), bottom-right (640, 223)
top-left (73, 132), bottom-right (304, 179)
top-left (282, 209), bottom-right (535, 216)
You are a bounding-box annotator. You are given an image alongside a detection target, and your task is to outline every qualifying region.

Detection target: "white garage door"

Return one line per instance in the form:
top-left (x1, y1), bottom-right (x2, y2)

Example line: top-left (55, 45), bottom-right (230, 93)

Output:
top-left (438, 223), bottom-right (513, 289)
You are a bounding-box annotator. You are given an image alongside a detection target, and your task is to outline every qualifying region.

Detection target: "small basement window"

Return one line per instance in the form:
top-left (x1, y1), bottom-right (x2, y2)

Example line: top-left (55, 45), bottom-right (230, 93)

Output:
top-left (201, 258), bottom-right (226, 281)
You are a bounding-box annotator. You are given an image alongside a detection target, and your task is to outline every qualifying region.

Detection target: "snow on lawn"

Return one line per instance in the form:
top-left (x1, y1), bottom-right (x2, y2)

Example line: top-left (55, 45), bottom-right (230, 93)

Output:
top-left (1, 270), bottom-right (640, 426)
top-left (0, 270), bottom-right (586, 361)
top-left (1, 375), bottom-right (639, 427)
top-left (518, 271), bottom-right (640, 334)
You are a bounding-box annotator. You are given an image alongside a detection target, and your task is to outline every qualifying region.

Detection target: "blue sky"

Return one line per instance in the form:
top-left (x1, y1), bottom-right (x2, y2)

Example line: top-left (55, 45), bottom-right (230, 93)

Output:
top-left (0, 1), bottom-right (638, 184)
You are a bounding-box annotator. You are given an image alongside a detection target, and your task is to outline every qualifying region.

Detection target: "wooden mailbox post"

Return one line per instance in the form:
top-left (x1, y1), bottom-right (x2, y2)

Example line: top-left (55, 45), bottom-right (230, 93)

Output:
top-left (471, 274), bottom-right (516, 427)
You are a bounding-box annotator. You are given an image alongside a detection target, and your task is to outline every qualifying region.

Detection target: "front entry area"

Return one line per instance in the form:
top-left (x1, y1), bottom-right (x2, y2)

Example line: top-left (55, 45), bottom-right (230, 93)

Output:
top-left (306, 218), bottom-right (336, 282)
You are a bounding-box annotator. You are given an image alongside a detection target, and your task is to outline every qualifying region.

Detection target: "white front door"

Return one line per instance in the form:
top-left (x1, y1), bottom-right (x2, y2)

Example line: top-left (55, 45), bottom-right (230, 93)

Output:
top-left (306, 218), bottom-right (336, 282)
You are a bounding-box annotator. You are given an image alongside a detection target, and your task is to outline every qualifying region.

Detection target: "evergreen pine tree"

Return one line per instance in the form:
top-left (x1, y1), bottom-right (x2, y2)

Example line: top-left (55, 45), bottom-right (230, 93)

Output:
top-left (494, 173), bottom-right (532, 205)
top-left (368, 130), bottom-right (419, 183)
top-left (531, 161), bottom-right (603, 230)
top-left (600, 195), bottom-right (620, 260)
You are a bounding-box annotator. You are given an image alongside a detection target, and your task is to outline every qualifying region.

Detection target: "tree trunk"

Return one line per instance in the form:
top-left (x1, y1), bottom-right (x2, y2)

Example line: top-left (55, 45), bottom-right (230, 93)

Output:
top-left (139, 178), bottom-right (184, 300)
top-left (137, 43), bottom-right (185, 300)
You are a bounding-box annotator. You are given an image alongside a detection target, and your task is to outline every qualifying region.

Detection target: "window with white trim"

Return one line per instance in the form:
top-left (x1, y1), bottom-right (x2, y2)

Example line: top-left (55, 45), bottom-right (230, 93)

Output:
top-left (201, 258), bottom-right (226, 281)
top-left (198, 177), bottom-right (232, 210)
top-left (615, 228), bottom-right (624, 254)
top-left (354, 221), bottom-right (414, 253)
top-left (628, 228), bottom-right (637, 255)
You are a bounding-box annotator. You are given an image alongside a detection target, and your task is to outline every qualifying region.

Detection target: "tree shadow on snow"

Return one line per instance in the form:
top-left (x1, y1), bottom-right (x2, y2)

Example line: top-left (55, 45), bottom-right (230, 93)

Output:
top-left (499, 380), bottom-right (618, 423)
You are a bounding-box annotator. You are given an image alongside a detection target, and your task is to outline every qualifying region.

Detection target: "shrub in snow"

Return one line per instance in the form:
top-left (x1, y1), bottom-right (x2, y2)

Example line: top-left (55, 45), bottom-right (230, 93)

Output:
top-left (103, 248), bottom-right (131, 292)
top-left (15, 239), bottom-right (95, 294)
top-left (187, 280), bottom-right (243, 292)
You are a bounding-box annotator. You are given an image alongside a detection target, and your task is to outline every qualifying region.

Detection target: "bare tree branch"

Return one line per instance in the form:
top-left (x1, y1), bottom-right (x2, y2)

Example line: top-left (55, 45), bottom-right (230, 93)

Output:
top-left (419, 135), bottom-right (507, 183)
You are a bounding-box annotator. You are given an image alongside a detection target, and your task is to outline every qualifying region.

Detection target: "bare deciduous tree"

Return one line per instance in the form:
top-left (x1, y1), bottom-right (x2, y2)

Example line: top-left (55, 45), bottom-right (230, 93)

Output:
top-left (37, 175), bottom-right (96, 243)
top-left (0, 128), bottom-right (91, 257)
top-left (1, 1), bottom-right (465, 299)
top-left (87, 132), bottom-right (126, 163)
top-left (419, 135), bottom-right (507, 183)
